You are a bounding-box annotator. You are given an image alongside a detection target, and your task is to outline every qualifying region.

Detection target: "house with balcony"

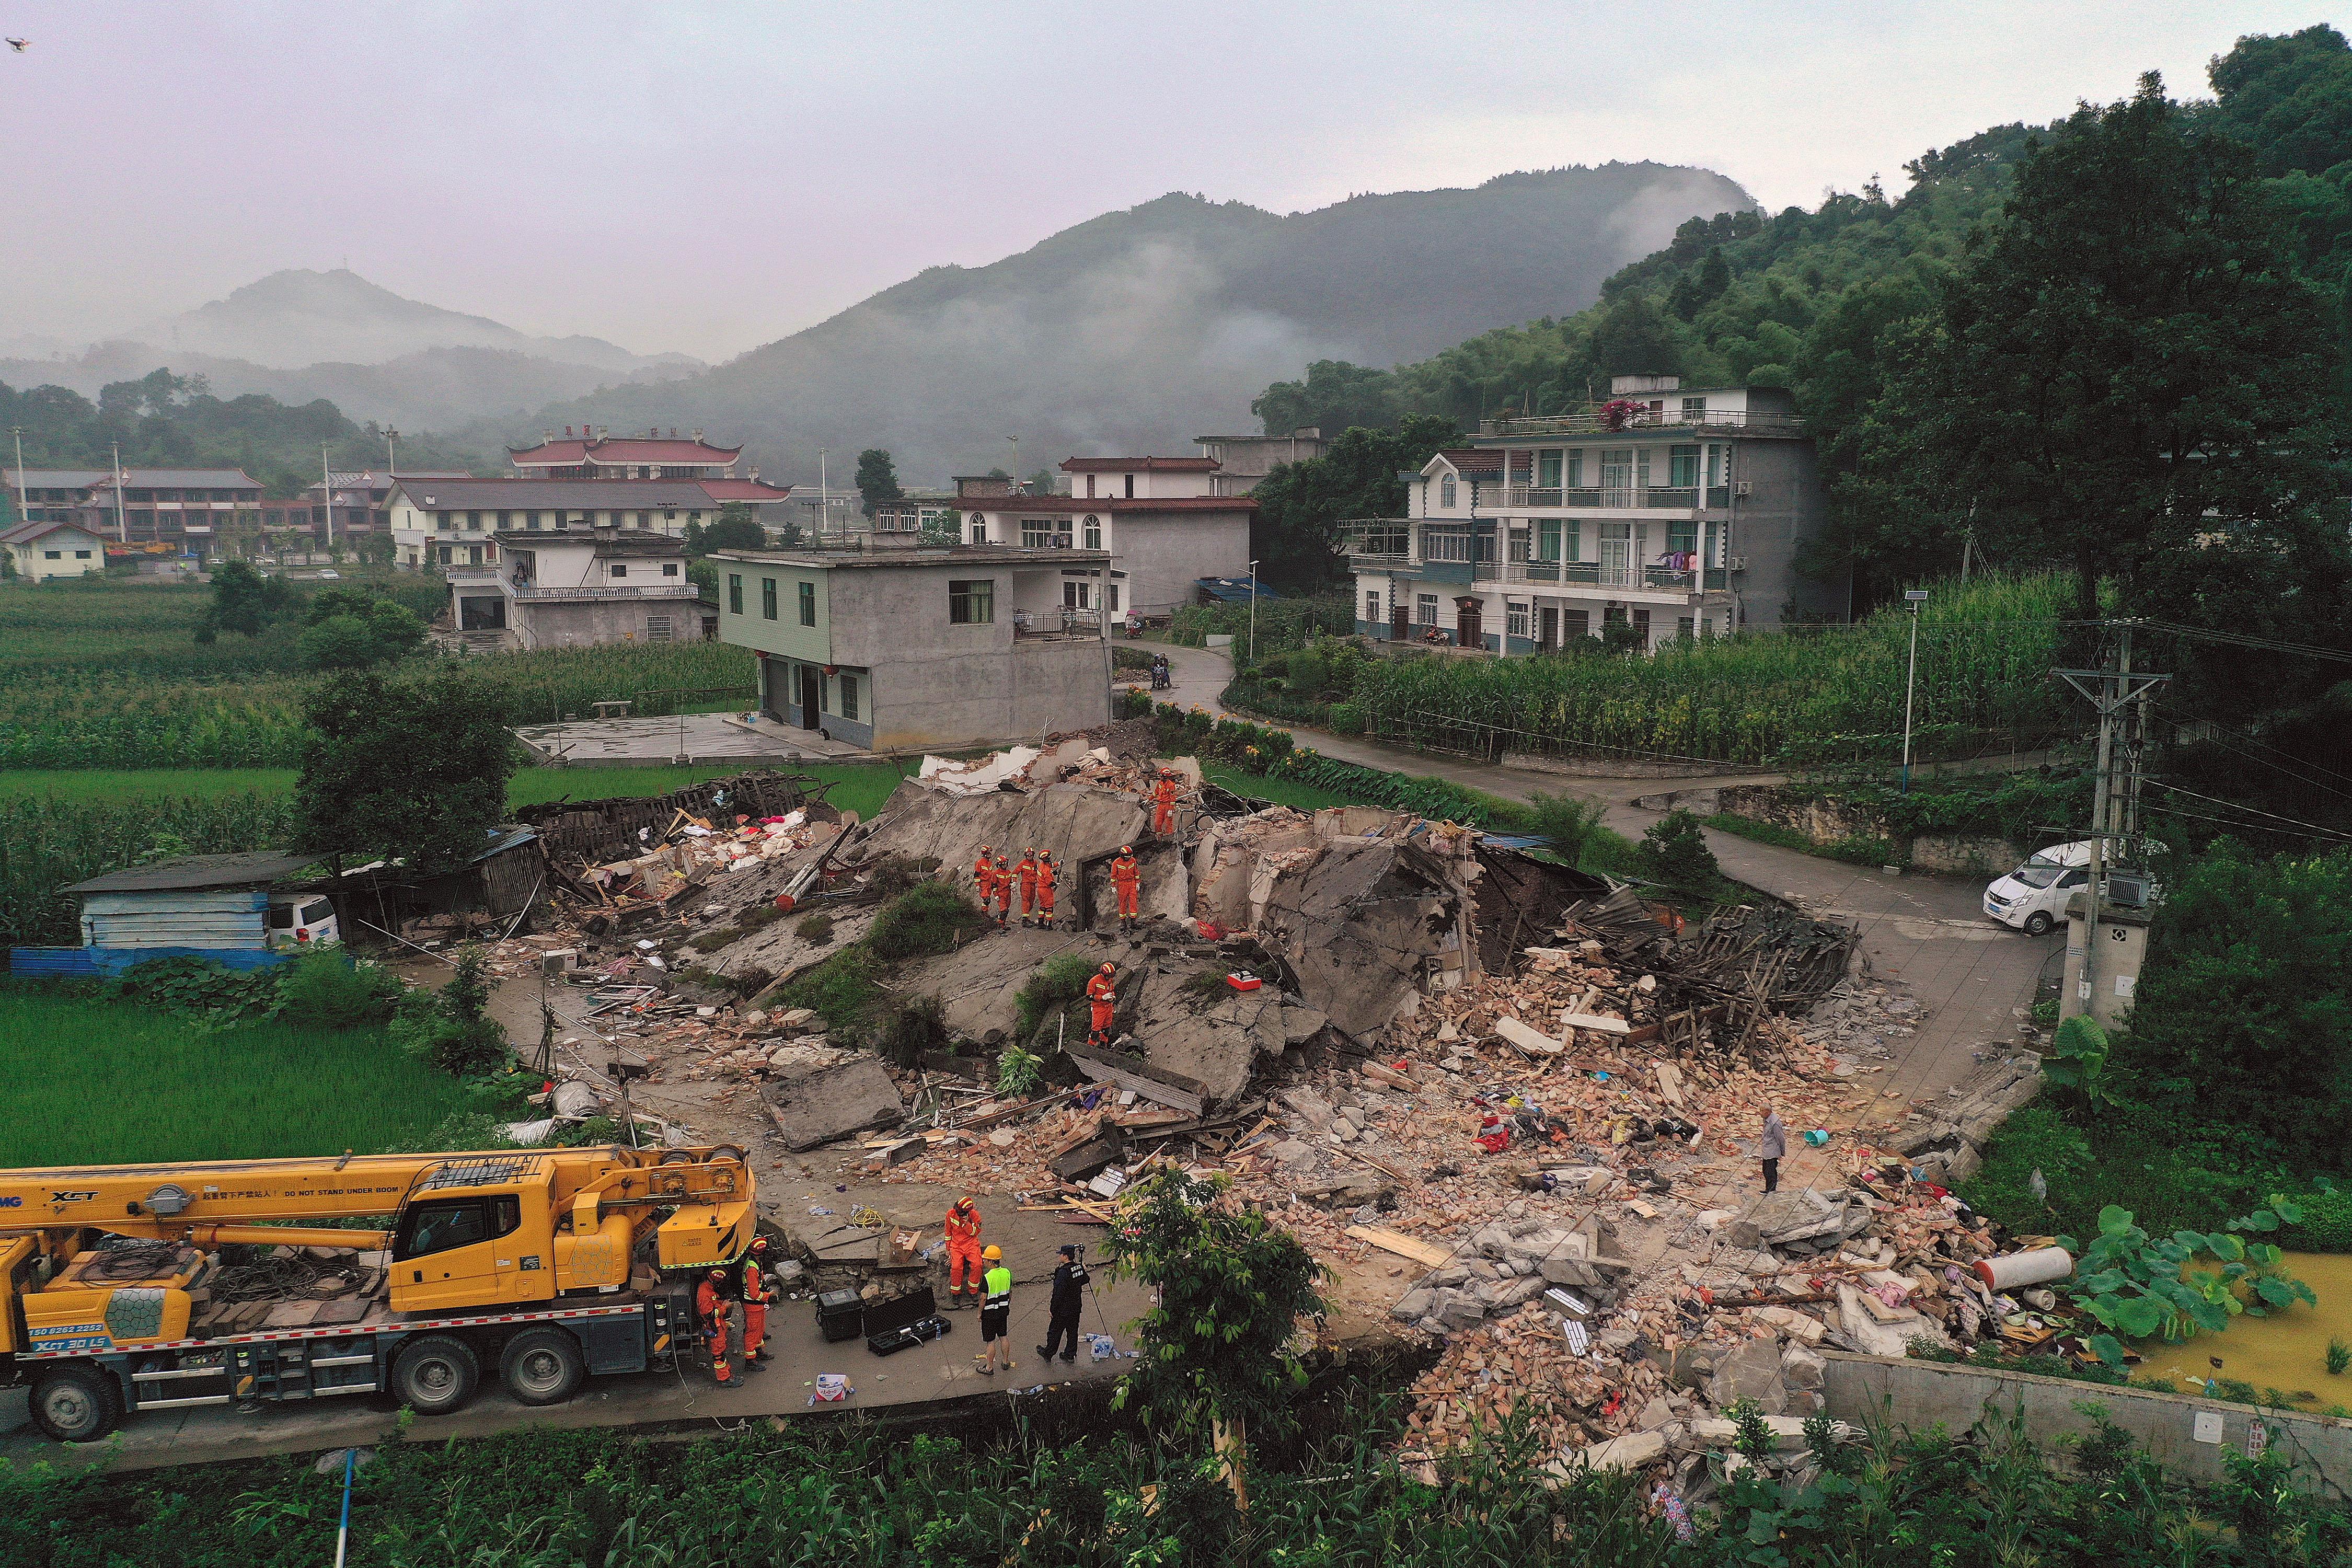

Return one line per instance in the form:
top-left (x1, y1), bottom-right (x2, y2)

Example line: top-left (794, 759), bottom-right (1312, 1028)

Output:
top-left (384, 476), bottom-right (791, 569)
top-left (710, 525), bottom-right (1114, 751)
top-left (950, 458), bottom-right (1253, 621)
top-left (1344, 377), bottom-right (1841, 654)
top-left (444, 524), bottom-right (706, 649)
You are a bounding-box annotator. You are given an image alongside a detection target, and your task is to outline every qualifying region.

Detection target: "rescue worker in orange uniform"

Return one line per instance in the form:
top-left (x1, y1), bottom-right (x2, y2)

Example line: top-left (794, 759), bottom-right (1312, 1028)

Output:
top-left (973, 845), bottom-right (995, 903)
top-left (993, 852), bottom-right (1014, 927)
top-left (1150, 770), bottom-right (1181, 838)
top-left (1017, 849), bottom-right (1040, 926)
top-left (1110, 845), bottom-right (1142, 928)
top-left (944, 1195), bottom-right (986, 1307)
top-left (695, 1266), bottom-right (736, 1384)
top-left (1034, 852), bottom-right (1058, 929)
top-left (1086, 961), bottom-right (1119, 1046)
top-left (739, 1235), bottom-right (775, 1364)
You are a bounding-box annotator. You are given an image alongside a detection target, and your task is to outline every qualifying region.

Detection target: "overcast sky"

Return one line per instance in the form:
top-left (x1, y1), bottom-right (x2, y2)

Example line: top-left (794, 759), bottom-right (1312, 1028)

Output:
top-left (0, 2), bottom-right (2332, 362)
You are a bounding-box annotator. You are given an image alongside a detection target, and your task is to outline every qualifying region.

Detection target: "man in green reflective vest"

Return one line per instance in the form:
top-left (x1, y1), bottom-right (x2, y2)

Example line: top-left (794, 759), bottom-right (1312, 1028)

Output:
top-left (976, 1244), bottom-right (1014, 1376)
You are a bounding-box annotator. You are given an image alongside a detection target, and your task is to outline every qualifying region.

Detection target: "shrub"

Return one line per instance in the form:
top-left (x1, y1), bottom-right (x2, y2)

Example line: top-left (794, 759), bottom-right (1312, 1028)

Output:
top-left (794, 913), bottom-right (835, 946)
top-left (388, 945), bottom-right (511, 1077)
top-left (868, 882), bottom-right (990, 961)
top-left (2330, 1338), bottom-right (2350, 1376)
top-left (1527, 791), bottom-right (1609, 868)
top-left (275, 947), bottom-right (405, 1025)
top-left (996, 1043), bottom-right (1043, 1097)
top-left (1328, 702), bottom-right (1365, 735)
top-left (1016, 953), bottom-right (1099, 1040)
top-left (1632, 809), bottom-right (1721, 889)
top-left (777, 943), bottom-right (885, 1033)
top-left (877, 993), bottom-right (948, 1067)
top-left (112, 954), bottom-right (284, 1025)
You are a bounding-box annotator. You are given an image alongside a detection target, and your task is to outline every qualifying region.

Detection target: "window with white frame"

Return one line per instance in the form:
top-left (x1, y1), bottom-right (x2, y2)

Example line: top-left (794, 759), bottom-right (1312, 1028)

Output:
top-left (1439, 474), bottom-right (1457, 510)
top-left (970, 515), bottom-right (988, 545)
top-left (1021, 519), bottom-right (1053, 548)
top-left (1424, 527), bottom-right (1471, 562)
top-left (1537, 450), bottom-right (1562, 489)
top-left (1506, 599), bottom-right (1530, 639)
top-left (1507, 523), bottom-right (1529, 563)
top-left (1681, 396), bottom-right (1706, 420)
top-left (1566, 449), bottom-right (1585, 489)
top-left (1365, 590), bottom-right (1381, 622)
top-left (1415, 592), bottom-right (1438, 625)
top-left (645, 615), bottom-right (674, 641)
top-left (1082, 515), bottom-right (1102, 549)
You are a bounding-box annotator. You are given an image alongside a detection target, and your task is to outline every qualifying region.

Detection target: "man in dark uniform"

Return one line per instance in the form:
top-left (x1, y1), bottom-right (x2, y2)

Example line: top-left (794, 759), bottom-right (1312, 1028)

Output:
top-left (1036, 1243), bottom-right (1087, 1364)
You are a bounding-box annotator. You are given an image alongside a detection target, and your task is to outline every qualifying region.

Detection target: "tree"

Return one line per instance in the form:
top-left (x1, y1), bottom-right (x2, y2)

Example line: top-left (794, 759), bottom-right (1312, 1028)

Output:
top-left (1247, 413), bottom-right (1460, 591)
top-left (1863, 74), bottom-right (2348, 625)
top-left (193, 558), bottom-right (293, 642)
top-left (1103, 1168), bottom-right (1329, 1511)
top-left (296, 587), bottom-right (425, 670)
top-left (2116, 841), bottom-right (2352, 1161)
top-left (389, 943), bottom-right (511, 1077)
top-left (853, 448), bottom-right (902, 515)
top-left (296, 665), bottom-right (516, 873)
top-left (1250, 359), bottom-right (1397, 436)
top-left (682, 501), bottom-right (765, 555)
top-left (920, 506), bottom-right (961, 546)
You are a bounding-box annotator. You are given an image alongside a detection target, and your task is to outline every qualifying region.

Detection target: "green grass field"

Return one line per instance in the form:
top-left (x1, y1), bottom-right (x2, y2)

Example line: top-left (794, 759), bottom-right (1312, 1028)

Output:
top-left (0, 989), bottom-right (472, 1167)
top-left (0, 759), bottom-right (923, 817)
top-left (1201, 762), bottom-right (1359, 814)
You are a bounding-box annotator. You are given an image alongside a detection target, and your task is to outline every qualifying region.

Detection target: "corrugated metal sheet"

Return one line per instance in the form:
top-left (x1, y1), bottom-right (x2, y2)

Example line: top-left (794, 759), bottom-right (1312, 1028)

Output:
top-left (8, 947), bottom-right (101, 977)
top-left (6, 946), bottom-right (287, 978)
top-left (80, 889), bottom-right (267, 952)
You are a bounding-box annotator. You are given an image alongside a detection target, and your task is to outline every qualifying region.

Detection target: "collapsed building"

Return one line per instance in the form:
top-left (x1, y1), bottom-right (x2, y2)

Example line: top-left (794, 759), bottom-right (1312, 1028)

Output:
top-left (475, 740), bottom-right (2050, 1501)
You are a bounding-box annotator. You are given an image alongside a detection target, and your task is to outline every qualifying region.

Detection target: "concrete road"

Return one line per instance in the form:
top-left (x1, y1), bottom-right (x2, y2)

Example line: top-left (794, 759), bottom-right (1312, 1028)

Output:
top-left (1156, 640), bottom-right (2056, 1125)
top-left (1, 1261), bottom-right (1148, 1474)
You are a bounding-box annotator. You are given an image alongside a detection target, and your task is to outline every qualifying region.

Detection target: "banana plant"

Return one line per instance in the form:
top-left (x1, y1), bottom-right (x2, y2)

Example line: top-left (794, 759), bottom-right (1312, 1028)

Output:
top-left (2058, 1197), bottom-right (2316, 1366)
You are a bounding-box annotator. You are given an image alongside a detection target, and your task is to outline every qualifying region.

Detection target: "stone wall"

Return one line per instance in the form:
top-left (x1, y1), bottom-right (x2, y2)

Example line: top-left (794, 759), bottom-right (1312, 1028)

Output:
top-left (1822, 1350), bottom-right (2352, 1497)
top-left (1635, 783), bottom-right (2026, 876)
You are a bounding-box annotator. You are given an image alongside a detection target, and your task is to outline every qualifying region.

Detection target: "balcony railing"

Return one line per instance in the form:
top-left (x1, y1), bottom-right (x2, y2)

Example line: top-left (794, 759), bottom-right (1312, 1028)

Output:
top-left (509, 582), bottom-right (701, 601)
top-left (1476, 409), bottom-right (1806, 437)
top-left (1484, 561), bottom-right (1732, 594)
top-left (1504, 484), bottom-right (1703, 510)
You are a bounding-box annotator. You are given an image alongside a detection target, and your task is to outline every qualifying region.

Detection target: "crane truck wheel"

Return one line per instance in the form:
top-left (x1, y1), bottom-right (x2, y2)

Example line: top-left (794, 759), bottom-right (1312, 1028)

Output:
top-left (30, 1365), bottom-right (121, 1443)
top-left (391, 1334), bottom-right (480, 1415)
top-left (499, 1328), bottom-right (586, 1406)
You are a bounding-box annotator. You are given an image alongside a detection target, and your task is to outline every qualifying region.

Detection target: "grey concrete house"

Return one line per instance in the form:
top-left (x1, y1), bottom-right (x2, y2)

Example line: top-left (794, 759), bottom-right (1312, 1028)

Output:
top-left (1192, 428), bottom-right (1326, 494)
top-left (710, 532), bottom-right (1115, 752)
top-left (1345, 376), bottom-right (1845, 654)
top-left (953, 459), bottom-right (1254, 621)
top-left (446, 526), bottom-right (707, 649)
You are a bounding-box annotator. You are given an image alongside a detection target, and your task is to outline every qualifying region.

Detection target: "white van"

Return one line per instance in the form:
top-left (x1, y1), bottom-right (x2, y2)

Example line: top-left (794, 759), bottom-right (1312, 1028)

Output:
top-left (267, 892), bottom-right (340, 948)
top-left (1982, 842), bottom-right (2095, 935)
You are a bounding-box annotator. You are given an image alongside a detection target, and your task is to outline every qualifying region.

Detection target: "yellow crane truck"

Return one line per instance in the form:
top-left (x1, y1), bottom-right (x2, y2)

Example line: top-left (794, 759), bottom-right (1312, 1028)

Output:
top-left (0, 1143), bottom-right (755, 1442)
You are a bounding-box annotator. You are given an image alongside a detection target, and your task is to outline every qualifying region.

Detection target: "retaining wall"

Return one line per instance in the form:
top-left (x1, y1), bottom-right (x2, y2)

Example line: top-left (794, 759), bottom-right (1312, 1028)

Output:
top-left (1821, 1350), bottom-right (2352, 1497)
top-left (1635, 783), bottom-right (2026, 875)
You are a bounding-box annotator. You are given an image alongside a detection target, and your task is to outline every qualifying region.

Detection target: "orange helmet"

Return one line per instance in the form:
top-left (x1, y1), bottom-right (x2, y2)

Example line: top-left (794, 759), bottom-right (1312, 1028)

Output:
top-left (1120, 844), bottom-right (1133, 855)
top-left (1099, 962), bottom-right (1115, 975)
top-left (707, 1267), bottom-right (727, 1279)
top-left (955, 1195), bottom-right (975, 1213)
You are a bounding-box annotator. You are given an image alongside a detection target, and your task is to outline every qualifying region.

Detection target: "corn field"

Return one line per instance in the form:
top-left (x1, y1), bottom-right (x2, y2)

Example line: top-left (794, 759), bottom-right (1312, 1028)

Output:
top-left (1352, 573), bottom-right (2080, 767)
top-left (0, 790), bottom-right (299, 946)
top-left (0, 643), bottom-right (758, 770)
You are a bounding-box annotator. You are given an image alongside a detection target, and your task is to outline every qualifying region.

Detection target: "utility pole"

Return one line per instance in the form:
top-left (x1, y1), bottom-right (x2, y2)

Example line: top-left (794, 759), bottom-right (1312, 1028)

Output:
top-left (110, 440), bottom-right (126, 544)
top-left (2057, 622), bottom-right (2166, 1021)
top-left (385, 425), bottom-right (399, 477)
top-left (9, 426), bottom-right (26, 532)
top-left (817, 447), bottom-right (828, 540)
top-left (1248, 558), bottom-right (1261, 667)
top-left (1900, 587), bottom-right (1928, 793)
top-left (321, 442), bottom-right (335, 553)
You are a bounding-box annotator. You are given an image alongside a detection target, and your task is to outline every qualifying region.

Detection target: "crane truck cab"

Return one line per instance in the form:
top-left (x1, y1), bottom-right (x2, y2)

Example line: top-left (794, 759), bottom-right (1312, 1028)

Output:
top-left (0, 1144), bottom-right (755, 1443)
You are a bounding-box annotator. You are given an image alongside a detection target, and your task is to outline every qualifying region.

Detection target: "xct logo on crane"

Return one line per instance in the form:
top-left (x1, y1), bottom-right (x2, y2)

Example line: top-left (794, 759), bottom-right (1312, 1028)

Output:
top-left (48, 1190), bottom-right (97, 1203)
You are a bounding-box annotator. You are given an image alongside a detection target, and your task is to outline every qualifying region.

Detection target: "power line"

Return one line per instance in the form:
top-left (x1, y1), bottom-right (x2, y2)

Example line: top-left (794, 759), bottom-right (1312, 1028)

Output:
top-left (2132, 778), bottom-right (2352, 846)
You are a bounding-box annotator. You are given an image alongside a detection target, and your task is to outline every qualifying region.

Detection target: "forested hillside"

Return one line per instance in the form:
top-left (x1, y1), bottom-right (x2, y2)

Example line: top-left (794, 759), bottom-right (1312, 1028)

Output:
top-left (1253, 25), bottom-right (2352, 612)
top-left (0, 369), bottom-right (493, 506)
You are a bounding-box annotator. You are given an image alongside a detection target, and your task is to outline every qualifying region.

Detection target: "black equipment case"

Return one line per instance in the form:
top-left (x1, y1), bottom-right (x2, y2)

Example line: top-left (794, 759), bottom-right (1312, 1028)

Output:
top-left (815, 1288), bottom-right (865, 1343)
top-left (863, 1285), bottom-right (950, 1356)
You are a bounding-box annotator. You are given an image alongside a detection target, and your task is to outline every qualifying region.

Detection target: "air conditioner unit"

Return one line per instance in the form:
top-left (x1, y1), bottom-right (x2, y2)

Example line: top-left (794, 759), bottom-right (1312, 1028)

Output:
top-left (1733, 480), bottom-right (1754, 497)
top-left (1727, 556), bottom-right (1748, 571)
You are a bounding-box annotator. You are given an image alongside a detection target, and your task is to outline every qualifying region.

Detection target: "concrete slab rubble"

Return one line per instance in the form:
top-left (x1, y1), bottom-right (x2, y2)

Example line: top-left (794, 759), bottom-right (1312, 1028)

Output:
top-left (763, 1056), bottom-right (907, 1150)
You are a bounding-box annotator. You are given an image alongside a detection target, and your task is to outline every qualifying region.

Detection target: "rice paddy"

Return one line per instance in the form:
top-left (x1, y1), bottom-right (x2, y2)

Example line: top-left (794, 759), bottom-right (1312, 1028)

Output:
top-left (0, 989), bottom-right (472, 1167)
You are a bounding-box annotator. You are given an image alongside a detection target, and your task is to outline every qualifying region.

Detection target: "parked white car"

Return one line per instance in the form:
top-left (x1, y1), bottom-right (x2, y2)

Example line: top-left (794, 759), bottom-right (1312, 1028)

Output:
top-left (1982, 842), bottom-right (2095, 935)
top-left (267, 892), bottom-right (340, 948)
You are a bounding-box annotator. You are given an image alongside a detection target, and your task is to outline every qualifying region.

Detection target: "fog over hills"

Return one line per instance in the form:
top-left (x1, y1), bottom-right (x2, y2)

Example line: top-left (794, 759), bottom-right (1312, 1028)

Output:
top-left (505, 163), bottom-right (1755, 482)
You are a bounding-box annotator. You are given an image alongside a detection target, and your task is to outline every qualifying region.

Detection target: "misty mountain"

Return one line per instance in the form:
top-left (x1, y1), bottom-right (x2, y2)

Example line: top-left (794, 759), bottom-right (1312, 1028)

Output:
top-left (131, 268), bottom-right (700, 373)
top-left (508, 163), bottom-right (1753, 483)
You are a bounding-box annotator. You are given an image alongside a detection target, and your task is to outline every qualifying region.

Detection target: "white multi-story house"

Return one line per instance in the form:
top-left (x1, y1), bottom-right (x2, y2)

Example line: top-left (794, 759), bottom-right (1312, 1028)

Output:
top-left (949, 457), bottom-right (1254, 620)
top-left (1346, 376), bottom-right (1843, 654)
top-left (383, 477), bottom-right (791, 569)
top-left (443, 522), bottom-right (707, 649)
